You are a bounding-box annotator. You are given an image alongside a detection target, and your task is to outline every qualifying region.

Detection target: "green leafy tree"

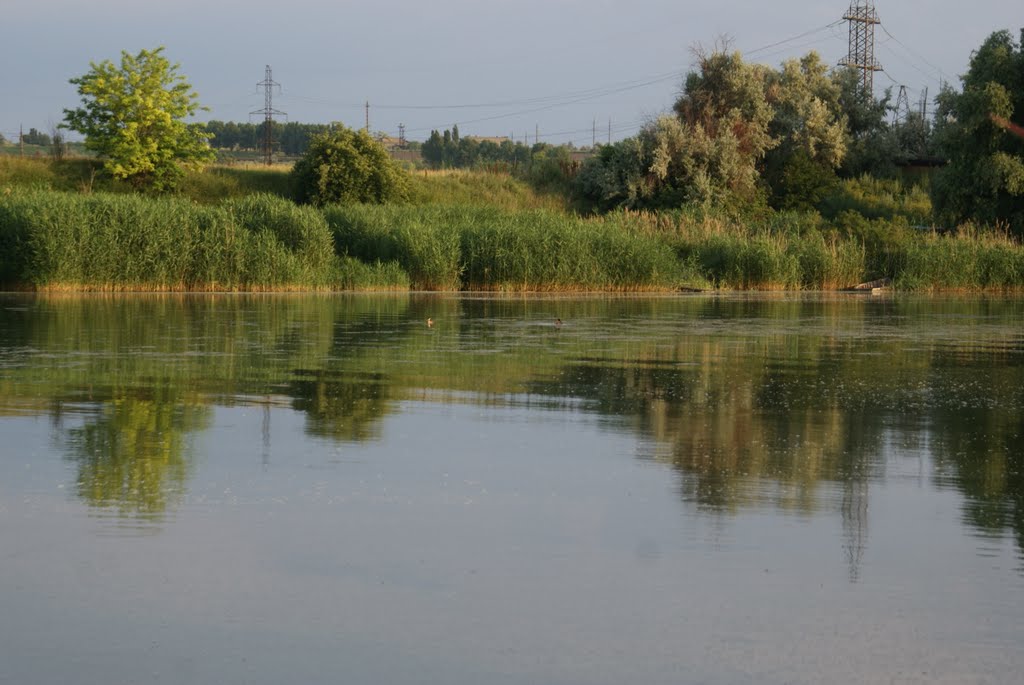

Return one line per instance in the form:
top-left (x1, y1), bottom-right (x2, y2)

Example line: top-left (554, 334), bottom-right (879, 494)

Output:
top-left (62, 47), bottom-right (214, 190)
top-left (834, 68), bottom-right (899, 177)
top-left (672, 47), bottom-right (777, 205)
top-left (575, 137), bottom-right (649, 211)
top-left (933, 29), bottom-right (1024, 233)
top-left (291, 126), bottom-right (409, 205)
top-left (762, 52), bottom-right (847, 208)
top-left (579, 46), bottom-right (777, 212)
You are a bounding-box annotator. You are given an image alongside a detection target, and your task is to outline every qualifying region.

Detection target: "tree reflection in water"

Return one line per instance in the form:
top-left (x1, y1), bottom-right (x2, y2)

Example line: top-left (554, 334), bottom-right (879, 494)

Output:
top-left (65, 393), bottom-right (209, 520)
top-left (0, 293), bottom-right (1020, 565)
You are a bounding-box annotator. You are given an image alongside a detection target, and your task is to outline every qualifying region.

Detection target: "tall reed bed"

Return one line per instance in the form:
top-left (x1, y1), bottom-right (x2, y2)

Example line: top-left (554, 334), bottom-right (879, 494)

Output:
top-left (891, 226), bottom-right (1024, 291)
top-left (613, 209), bottom-right (867, 290)
top-left (324, 204), bottom-right (689, 291)
top-left (0, 190), bottom-right (404, 291)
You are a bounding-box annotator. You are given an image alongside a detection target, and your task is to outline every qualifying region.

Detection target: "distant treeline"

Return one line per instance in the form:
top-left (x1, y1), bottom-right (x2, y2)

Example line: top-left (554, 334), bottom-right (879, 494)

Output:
top-left (204, 121), bottom-right (334, 155)
top-left (205, 119), bottom-right (582, 172)
top-left (422, 125), bottom-right (535, 169)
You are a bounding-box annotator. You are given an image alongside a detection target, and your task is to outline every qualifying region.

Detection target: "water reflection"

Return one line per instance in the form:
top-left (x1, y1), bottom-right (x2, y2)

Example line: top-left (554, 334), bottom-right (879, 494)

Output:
top-left (0, 293), bottom-right (1022, 568)
top-left (65, 394), bottom-right (209, 520)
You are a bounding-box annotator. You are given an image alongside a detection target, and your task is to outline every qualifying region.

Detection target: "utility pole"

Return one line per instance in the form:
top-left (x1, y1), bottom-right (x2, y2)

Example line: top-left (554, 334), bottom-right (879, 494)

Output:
top-left (365, 102), bottom-right (370, 133)
top-left (592, 118), bottom-right (596, 148)
top-left (919, 86), bottom-right (929, 120)
top-left (398, 123), bottom-right (406, 148)
top-left (607, 119), bottom-right (611, 145)
top-left (839, 2), bottom-right (882, 96)
top-left (252, 65), bottom-right (285, 166)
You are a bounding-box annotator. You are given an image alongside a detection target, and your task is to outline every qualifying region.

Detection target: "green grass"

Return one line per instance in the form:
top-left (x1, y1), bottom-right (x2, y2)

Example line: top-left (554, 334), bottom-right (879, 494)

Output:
top-left (405, 169), bottom-right (567, 211)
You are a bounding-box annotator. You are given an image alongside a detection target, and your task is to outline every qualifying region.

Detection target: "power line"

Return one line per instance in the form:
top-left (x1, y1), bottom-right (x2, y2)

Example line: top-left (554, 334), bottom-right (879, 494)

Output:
top-left (743, 20), bottom-right (845, 57)
top-left (878, 23), bottom-right (952, 85)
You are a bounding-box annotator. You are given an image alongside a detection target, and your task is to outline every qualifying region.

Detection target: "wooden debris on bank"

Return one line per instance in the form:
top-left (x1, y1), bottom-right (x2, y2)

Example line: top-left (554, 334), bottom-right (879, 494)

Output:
top-left (846, 277), bottom-right (892, 294)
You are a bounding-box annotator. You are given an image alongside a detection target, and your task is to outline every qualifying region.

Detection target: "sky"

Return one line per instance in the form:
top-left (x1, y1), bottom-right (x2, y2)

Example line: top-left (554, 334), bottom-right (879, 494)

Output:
top-left (2, 1), bottom-right (1021, 146)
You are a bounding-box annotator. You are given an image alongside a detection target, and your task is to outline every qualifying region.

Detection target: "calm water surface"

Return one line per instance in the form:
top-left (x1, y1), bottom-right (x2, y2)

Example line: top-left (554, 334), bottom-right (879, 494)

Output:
top-left (1, 293), bottom-right (1022, 684)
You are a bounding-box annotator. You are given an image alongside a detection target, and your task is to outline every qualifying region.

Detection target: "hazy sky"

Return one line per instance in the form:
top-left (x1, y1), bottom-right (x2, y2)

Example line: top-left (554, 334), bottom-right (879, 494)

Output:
top-left (2, 1), bottom-right (1021, 145)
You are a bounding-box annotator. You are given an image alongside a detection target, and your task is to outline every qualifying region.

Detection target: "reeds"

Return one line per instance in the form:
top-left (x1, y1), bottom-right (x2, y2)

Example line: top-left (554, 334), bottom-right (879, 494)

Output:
top-left (892, 225), bottom-right (1024, 291)
top-left (0, 190), bottom-right (404, 291)
top-left (324, 204), bottom-right (690, 291)
top-left (3, 183), bottom-right (1023, 293)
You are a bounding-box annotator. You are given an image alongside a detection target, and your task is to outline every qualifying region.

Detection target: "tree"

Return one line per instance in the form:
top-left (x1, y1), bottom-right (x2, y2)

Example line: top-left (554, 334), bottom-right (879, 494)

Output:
top-left (580, 46), bottom-right (779, 211)
top-left (22, 128), bottom-right (52, 146)
top-left (834, 68), bottom-right (899, 177)
top-left (932, 29), bottom-right (1024, 234)
top-left (761, 52), bottom-right (847, 208)
top-left (62, 47), bottom-right (214, 190)
top-left (291, 126), bottom-right (409, 205)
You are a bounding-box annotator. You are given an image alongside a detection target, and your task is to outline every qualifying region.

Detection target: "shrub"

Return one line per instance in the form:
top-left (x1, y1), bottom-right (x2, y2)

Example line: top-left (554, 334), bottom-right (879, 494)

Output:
top-left (291, 127), bottom-right (409, 206)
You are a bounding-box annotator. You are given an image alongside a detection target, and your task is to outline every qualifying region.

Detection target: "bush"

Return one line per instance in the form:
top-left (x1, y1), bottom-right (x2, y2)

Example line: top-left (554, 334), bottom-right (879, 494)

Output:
top-left (291, 127), bottom-right (409, 206)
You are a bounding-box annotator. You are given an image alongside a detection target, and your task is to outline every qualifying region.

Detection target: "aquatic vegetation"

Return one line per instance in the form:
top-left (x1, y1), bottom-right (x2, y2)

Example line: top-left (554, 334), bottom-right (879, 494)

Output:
top-left (0, 190), bottom-right (405, 290)
top-left (324, 204), bottom-right (690, 291)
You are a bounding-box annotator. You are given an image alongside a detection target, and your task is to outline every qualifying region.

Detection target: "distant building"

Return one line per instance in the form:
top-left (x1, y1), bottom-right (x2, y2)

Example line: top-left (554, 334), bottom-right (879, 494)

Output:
top-left (375, 135), bottom-right (404, 150)
top-left (464, 136), bottom-right (510, 145)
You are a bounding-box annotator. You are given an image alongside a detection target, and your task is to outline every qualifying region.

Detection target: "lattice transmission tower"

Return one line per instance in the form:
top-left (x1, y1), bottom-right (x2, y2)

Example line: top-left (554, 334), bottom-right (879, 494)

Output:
top-left (893, 85), bottom-right (910, 125)
top-left (839, 2), bottom-right (882, 95)
top-left (252, 65), bottom-right (286, 165)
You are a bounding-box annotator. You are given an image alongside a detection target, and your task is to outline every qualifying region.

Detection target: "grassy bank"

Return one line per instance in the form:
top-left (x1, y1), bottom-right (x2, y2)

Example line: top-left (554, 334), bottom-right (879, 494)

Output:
top-left (2, 163), bottom-right (1023, 292)
top-left (0, 156), bottom-right (295, 202)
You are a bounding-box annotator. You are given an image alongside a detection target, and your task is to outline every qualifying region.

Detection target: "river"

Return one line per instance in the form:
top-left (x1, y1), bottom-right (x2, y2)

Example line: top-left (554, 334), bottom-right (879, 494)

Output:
top-left (1, 293), bottom-right (1022, 684)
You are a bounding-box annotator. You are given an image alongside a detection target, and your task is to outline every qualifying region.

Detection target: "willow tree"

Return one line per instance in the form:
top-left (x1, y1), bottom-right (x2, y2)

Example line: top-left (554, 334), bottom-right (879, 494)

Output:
top-left (62, 47), bottom-right (214, 191)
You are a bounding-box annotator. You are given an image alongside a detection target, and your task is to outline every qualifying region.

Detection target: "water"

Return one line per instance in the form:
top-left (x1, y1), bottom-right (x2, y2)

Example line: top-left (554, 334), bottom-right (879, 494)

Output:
top-left (1, 293), bottom-right (1022, 684)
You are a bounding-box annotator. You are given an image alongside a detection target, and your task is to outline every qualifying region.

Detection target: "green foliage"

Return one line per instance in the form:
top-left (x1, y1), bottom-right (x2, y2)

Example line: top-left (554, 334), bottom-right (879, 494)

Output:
top-left (225, 194), bottom-right (338, 285)
top-left (763, 53), bottom-right (848, 206)
top-left (324, 204), bottom-right (689, 291)
top-left (205, 120), bottom-right (334, 155)
top-left (62, 47), bottom-right (214, 191)
top-left (574, 137), bottom-right (649, 211)
top-left (291, 127), bottom-right (409, 206)
top-left (770, 147), bottom-right (840, 212)
top-left (834, 68), bottom-right (900, 178)
top-left (671, 47), bottom-right (777, 204)
top-left (22, 128), bottom-right (52, 146)
top-left (933, 29), bottom-right (1024, 235)
top-left (405, 170), bottom-right (567, 211)
top-left (420, 127), bottom-right (545, 172)
top-left (580, 48), bottom-right (851, 214)
top-left (893, 227), bottom-right (1024, 291)
top-left (819, 176), bottom-right (933, 225)
top-left (0, 190), bottom-right (340, 290)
